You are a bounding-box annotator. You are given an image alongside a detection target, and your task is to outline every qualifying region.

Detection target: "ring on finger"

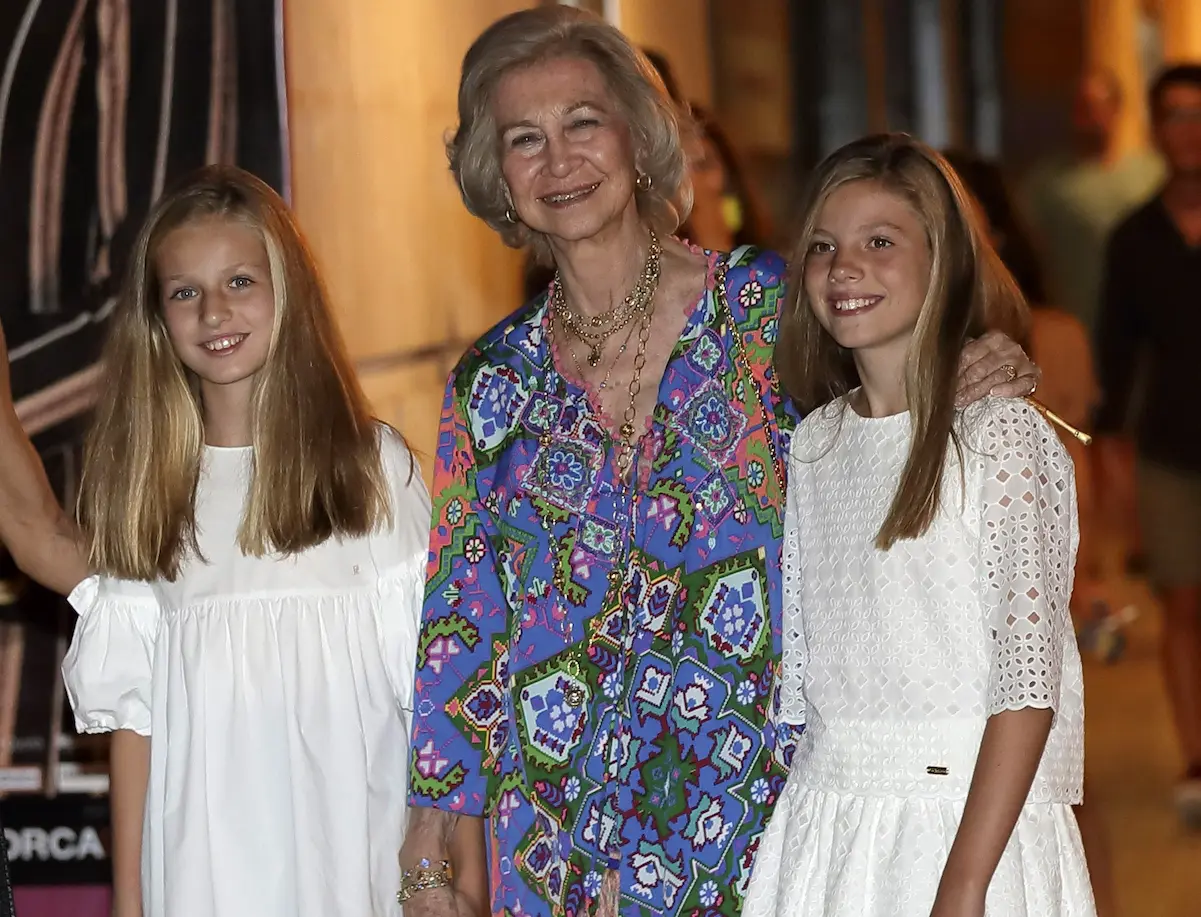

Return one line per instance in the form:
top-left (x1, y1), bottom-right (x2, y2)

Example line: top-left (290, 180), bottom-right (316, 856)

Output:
top-left (1000, 363), bottom-right (1017, 383)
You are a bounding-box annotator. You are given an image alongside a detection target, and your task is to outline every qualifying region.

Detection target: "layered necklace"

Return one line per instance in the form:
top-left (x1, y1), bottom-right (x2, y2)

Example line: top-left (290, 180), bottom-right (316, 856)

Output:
top-left (549, 230), bottom-right (662, 479)
top-left (552, 231), bottom-right (662, 368)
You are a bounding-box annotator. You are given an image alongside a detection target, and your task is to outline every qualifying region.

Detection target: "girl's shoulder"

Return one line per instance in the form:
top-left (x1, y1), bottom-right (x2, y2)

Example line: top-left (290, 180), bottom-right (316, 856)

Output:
top-left (958, 397), bottom-right (1071, 470)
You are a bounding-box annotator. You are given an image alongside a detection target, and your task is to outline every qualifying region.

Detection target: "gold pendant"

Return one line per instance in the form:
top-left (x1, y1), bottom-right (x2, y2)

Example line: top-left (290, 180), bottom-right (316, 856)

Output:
top-left (588, 347), bottom-right (602, 367)
top-left (563, 684), bottom-right (586, 707)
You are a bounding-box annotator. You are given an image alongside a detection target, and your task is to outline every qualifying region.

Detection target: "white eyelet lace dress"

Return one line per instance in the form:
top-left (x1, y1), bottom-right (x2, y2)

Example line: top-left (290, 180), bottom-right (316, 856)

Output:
top-left (61, 426), bottom-right (427, 917)
top-left (743, 397), bottom-right (1096, 916)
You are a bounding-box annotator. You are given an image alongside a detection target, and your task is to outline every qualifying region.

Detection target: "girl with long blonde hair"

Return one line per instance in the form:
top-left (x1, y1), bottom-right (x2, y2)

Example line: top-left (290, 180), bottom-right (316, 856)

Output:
top-left (0, 165), bottom-right (484, 917)
top-left (743, 135), bottom-right (1095, 916)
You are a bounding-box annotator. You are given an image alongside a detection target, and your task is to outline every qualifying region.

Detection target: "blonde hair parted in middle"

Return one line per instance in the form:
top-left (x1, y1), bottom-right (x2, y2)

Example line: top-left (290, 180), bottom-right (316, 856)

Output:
top-left (79, 164), bottom-right (391, 581)
top-left (776, 133), bottom-right (1029, 550)
top-left (449, 5), bottom-right (694, 264)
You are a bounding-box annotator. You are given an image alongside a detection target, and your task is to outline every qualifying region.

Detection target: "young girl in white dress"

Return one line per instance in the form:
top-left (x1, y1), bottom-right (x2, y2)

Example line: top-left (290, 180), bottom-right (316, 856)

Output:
top-left (743, 135), bottom-right (1096, 916)
top-left (0, 166), bottom-right (485, 917)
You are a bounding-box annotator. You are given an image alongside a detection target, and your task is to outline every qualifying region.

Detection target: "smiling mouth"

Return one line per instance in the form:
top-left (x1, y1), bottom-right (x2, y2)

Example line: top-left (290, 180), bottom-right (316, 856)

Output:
top-left (539, 182), bottom-right (602, 206)
top-left (829, 296), bottom-right (883, 314)
top-left (203, 334), bottom-right (247, 353)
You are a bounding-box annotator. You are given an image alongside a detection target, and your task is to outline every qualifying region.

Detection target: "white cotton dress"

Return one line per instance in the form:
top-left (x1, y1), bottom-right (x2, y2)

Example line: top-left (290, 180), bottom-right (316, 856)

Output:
top-left (743, 397), bottom-right (1096, 917)
top-left (62, 427), bottom-right (428, 917)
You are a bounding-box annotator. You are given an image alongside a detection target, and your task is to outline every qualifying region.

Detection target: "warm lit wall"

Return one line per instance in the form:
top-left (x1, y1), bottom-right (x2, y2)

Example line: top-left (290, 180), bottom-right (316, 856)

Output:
top-left (283, 1), bottom-right (535, 477)
top-left (615, 0), bottom-right (714, 106)
top-left (1161, 0), bottom-right (1201, 62)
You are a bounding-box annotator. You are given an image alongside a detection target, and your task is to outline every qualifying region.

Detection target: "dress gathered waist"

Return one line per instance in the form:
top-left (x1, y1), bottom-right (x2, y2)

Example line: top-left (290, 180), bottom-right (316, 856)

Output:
top-left (793, 714), bottom-right (1076, 804)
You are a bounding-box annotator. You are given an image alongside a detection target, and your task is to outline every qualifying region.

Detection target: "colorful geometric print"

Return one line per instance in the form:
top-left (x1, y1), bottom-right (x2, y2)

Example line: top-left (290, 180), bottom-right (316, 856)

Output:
top-left (409, 246), bottom-right (801, 917)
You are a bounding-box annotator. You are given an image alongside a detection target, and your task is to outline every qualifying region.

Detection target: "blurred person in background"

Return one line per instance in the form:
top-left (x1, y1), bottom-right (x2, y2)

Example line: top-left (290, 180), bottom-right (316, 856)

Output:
top-left (1025, 69), bottom-right (1164, 575)
top-left (946, 148), bottom-right (1119, 917)
top-left (1095, 64), bottom-right (1201, 828)
top-left (642, 50), bottom-right (773, 252)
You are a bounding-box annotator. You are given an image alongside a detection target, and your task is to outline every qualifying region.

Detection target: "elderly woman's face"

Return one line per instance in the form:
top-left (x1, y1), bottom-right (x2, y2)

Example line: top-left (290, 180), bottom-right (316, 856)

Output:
top-left (493, 55), bottom-right (639, 246)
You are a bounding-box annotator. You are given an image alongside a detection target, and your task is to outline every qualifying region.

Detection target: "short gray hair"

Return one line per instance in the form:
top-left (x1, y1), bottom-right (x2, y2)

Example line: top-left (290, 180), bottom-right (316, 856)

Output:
top-left (449, 6), bottom-right (694, 262)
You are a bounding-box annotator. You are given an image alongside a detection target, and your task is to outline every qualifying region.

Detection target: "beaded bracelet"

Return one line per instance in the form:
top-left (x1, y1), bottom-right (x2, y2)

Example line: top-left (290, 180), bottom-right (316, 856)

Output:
top-left (396, 858), bottom-right (454, 904)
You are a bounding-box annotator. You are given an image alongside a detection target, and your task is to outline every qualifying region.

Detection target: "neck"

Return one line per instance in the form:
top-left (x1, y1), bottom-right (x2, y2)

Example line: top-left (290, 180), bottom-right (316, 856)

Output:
top-left (550, 209), bottom-right (651, 318)
top-left (200, 380), bottom-right (254, 447)
top-left (852, 345), bottom-right (908, 418)
top-left (1163, 173), bottom-right (1201, 209)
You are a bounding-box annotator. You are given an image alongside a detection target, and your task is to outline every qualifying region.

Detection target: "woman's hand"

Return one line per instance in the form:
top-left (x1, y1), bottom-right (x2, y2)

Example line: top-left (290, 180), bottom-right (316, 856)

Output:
top-left (929, 877), bottom-right (986, 917)
top-left (110, 892), bottom-right (144, 917)
top-left (955, 330), bottom-right (1040, 407)
top-left (398, 808), bottom-right (488, 917)
top-left (0, 317), bottom-right (13, 410)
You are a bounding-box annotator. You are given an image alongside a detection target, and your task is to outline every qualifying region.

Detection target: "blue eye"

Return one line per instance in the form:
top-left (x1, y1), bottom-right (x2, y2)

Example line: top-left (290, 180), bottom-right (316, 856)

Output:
top-left (169, 287), bottom-right (196, 301)
top-left (230, 275), bottom-right (253, 289)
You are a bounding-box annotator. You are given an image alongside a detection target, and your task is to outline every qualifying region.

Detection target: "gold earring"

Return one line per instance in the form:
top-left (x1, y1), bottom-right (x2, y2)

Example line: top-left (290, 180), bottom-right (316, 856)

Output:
top-left (635, 171), bottom-right (652, 192)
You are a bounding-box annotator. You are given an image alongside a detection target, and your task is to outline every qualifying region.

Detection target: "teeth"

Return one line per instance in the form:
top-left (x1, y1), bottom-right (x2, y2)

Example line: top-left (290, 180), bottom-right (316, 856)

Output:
top-left (203, 334), bottom-right (246, 352)
top-left (833, 298), bottom-right (875, 312)
top-left (545, 184), bottom-right (598, 204)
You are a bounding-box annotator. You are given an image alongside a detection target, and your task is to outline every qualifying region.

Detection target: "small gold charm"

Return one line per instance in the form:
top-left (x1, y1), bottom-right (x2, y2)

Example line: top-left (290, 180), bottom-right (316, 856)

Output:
top-left (563, 684), bottom-right (586, 707)
top-left (539, 432), bottom-right (552, 448)
top-left (607, 569), bottom-right (622, 586)
top-left (588, 348), bottom-right (602, 367)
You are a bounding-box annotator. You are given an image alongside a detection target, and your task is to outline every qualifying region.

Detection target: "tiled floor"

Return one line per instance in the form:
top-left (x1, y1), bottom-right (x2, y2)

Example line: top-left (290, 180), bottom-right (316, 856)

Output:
top-left (1083, 574), bottom-right (1201, 916)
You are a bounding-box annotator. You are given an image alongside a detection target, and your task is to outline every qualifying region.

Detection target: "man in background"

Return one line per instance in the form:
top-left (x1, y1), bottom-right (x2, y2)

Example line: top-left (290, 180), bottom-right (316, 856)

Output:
top-left (1026, 69), bottom-right (1164, 336)
top-left (1095, 64), bottom-right (1201, 827)
top-left (1025, 68), bottom-right (1164, 577)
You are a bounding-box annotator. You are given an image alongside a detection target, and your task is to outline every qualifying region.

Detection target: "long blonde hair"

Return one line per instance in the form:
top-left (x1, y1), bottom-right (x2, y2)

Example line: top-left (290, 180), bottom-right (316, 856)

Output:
top-left (776, 134), bottom-right (1028, 550)
top-left (79, 165), bottom-right (390, 581)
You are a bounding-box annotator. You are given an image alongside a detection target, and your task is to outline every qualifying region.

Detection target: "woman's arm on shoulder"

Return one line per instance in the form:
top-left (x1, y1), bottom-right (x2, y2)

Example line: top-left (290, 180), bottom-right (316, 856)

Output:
top-left (0, 320), bottom-right (88, 595)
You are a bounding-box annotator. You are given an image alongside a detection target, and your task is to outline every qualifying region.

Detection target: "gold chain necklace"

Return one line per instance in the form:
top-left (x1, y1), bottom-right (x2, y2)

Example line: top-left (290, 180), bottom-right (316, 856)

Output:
top-left (553, 231), bottom-right (662, 366)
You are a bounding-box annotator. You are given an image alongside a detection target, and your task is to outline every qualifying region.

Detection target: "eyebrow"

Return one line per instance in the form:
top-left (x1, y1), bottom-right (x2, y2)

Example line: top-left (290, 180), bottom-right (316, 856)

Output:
top-left (498, 101), bottom-right (606, 134)
top-left (162, 262), bottom-right (265, 281)
top-left (813, 221), bottom-right (908, 236)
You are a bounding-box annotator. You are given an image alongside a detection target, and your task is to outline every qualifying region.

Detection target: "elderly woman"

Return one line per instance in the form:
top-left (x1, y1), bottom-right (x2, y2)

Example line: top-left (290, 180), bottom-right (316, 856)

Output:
top-left (398, 8), bottom-right (1038, 917)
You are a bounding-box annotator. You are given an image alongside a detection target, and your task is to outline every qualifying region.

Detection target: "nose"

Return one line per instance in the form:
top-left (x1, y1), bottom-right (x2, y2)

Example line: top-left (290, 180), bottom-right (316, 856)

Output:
top-left (201, 291), bottom-right (232, 329)
top-left (545, 132), bottom-right (576, 178)
top-left (829, 248), bottom-right (863, 282)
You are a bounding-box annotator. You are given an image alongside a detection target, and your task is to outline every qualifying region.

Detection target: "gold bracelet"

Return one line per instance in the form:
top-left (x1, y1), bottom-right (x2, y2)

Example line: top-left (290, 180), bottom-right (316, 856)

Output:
top-left (396, 858), bottom-right (454, 904)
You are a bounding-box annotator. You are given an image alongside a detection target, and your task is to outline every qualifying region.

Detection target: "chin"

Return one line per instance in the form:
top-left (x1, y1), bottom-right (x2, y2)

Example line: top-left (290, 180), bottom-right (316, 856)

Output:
top-left (534, 201), bottom-right (630, 245)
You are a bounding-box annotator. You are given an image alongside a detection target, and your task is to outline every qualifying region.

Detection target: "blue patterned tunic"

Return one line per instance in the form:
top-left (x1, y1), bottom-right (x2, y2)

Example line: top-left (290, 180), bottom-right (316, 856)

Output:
top-left (409, 247), bottom-right (799, 917)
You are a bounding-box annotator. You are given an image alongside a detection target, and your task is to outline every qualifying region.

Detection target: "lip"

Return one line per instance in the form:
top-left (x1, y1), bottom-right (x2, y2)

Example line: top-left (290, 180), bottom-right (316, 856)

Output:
top-left (201, 333), bottom-right (249, 355)
top-left (825, 294), bottom-right (883, 316)
top-left (538, 181), bottom-right (602, 208)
